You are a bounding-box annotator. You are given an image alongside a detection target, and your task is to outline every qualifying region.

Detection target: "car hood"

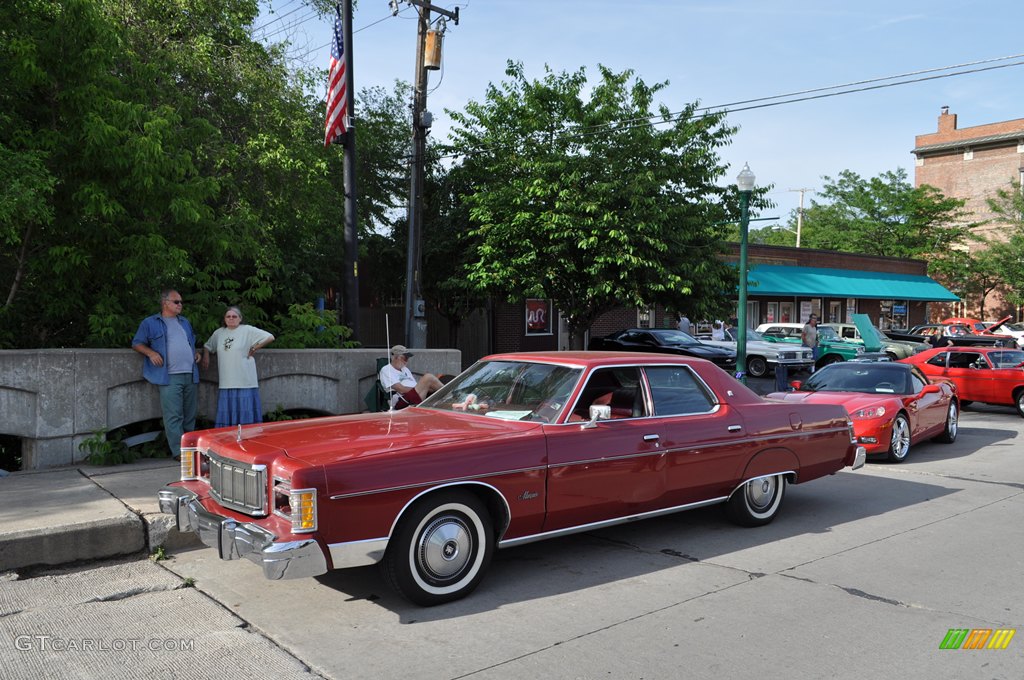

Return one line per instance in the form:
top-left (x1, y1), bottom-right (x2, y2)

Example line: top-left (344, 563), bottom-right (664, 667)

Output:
top-left (766, 390), bottom-right (896, 411)
top-left (673, 343), bottom-right (734, 356)
top-left (194, 409), bottom-right (541, 468)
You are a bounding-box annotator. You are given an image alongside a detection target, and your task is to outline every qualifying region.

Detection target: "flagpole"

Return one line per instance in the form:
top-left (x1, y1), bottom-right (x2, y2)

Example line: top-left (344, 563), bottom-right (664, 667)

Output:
top-left (341, 0), bottom-right (359, 342)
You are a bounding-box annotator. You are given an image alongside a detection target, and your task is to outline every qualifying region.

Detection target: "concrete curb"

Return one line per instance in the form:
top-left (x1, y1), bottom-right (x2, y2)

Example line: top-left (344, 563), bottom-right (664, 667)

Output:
top-left (0, 460), bottom-right (198, 573)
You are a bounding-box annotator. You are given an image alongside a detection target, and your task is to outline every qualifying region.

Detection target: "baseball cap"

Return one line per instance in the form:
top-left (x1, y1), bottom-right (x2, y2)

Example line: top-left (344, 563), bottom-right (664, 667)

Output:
top-left (390, 344), bottom-right (414, 358)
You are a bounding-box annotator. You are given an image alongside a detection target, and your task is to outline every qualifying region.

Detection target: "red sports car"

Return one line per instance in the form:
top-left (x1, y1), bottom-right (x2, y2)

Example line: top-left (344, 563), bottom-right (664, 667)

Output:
top-left (159, 352), bottom-right (865, 605)
top-left (766, 361), bottom-right (957, 462)
top-left (902, 346), bottom-right (1024, 417)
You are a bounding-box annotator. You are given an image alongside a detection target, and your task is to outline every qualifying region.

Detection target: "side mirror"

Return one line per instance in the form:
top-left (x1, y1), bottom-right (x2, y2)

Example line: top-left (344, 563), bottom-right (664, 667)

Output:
top-left (922, 384), bottom-right (941, 394)
top-left (789, 380), bottom-right (802, 390)
top-left (582, 404), bottom-right (611, 429)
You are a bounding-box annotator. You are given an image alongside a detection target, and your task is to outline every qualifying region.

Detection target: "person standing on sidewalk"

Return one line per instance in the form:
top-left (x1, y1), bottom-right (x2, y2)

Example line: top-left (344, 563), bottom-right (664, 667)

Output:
top-left (132, 289), bottom-right (200, 459)
top-left (801, 314), bottom-right (820, 369)
top-left (201, 306), bottom-right (275, 427)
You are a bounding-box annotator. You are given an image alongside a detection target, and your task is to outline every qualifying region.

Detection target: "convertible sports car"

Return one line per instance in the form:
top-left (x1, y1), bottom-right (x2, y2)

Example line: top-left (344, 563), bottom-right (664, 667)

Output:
top-left (902, 346), bottom-right (1024, 416)
top-left (159, 352), bottom-right (866, 605)
top-left (766, 361), bottom-right (957, 462)
top-left (588, 328), bottom-right (737, 370)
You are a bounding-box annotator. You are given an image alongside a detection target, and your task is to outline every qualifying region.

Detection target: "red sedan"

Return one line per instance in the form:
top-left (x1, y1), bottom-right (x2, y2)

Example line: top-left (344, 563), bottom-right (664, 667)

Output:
top-left (159, 352), bottom-right (865, 605)
top-left (766, 361), bottom-right (957, 462)
top-left (902, 346), bottom-right (1024, 416)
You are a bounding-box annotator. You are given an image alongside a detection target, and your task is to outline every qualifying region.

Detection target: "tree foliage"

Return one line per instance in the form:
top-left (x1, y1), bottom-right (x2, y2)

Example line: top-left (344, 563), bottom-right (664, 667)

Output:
top-left (790, 169), bottom-right (970, 258)
top-left (444, 62), bottom-right (747, 346)
top-left (0, 0), bottom-right (408, 349)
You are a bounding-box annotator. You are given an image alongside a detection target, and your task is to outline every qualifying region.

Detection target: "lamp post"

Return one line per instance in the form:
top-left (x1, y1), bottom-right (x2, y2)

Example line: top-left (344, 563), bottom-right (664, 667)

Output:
top-left (736, 163), bottom-right (756, 383)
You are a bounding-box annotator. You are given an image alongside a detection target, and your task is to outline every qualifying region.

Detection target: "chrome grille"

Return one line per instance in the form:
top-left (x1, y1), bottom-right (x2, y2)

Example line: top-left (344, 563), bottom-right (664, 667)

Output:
top-left (207, 452), bottom-right (267, 516)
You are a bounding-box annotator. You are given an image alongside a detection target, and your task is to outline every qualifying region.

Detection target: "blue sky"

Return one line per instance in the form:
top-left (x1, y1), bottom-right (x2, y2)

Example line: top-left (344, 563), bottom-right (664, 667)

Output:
top-left (261, 1), bottom-right (1023, 226)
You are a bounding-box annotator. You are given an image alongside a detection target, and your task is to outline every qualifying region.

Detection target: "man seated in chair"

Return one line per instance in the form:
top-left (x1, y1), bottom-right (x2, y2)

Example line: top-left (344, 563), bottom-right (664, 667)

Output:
top-left (379, 344), bottom-right (444, 410)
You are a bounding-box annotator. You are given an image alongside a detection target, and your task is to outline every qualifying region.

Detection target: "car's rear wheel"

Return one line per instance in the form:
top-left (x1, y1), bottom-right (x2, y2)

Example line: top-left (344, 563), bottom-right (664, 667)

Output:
top-left (725, 474), bottom-right (786, 527)
top-left (746, 356), bottom-right (768, 378)
top-left (382, 491), bottom-right (494, 606)
top-left (886, 413), bottom-right (912, 462)
top-left (959, 400), bottom-right (973, 408)
top-left (1015, 389), bottom-right (1024, 418)
top-left (936, 401), bottom-right (958, 443)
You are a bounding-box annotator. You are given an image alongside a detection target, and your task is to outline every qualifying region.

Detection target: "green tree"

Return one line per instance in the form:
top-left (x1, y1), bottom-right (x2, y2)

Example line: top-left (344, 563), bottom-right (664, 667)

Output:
top-left (794, 169), bottom-right (970, 257)
top-left (445, 62), bottom-right (745, 347)
top-left (980, 181), bottom-right (1024, 313)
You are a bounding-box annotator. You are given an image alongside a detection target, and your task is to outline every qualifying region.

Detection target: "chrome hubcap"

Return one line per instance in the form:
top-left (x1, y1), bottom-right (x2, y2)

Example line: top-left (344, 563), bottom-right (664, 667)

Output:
top-left (417, 516), bottom-right (472, 581)
top-left (746, 477), bottom-right (777, 511)
top-left (892, 418), bottom-right (910, 457)
top-left (948, 404), bottom-right (958, 438)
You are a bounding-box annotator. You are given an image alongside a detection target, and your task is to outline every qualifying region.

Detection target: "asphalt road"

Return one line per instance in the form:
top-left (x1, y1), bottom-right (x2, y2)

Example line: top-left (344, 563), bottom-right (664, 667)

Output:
top-left (5, 400), bottom-right (1022, 680)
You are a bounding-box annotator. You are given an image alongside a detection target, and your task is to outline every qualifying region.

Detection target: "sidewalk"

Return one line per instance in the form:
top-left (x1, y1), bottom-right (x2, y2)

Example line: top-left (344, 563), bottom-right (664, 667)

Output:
top-left (0, 458), bottom-right (198, 573)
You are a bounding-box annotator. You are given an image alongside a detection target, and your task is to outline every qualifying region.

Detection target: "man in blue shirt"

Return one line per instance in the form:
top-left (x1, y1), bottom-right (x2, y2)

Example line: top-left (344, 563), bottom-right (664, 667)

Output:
top-left (132, 289), bottom-right (201, 459)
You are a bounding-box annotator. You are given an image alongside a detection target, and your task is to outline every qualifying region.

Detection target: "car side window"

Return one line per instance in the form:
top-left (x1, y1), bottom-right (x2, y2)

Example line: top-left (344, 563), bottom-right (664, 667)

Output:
top-left (948, 352), bottom-right (981, 369)
top-left (909, 371), bottom-right (926, 393)
top-left (925, 353), bottom-right (947, 368)
top-left (644, 366), bottom-right (716, 416)
top-left (570, 367), bottom-right (646, 420)
top-left (842, 328), bottom-right (856, 339)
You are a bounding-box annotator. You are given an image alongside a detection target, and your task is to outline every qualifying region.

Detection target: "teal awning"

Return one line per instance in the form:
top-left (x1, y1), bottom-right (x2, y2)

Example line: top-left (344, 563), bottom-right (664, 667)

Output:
top-left (744, 264), bottom-right (959, 302)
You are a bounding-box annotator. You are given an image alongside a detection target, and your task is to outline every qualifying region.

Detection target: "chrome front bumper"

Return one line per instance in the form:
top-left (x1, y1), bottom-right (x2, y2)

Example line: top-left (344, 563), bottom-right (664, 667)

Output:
top-left (158, 486), bottom-right (327, 580)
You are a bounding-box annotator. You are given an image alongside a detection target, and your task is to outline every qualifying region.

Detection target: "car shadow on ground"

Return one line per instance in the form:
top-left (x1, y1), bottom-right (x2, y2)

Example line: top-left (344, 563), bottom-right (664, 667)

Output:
top-left (314, 470), bottom-right (956, 619)
top-left (863, 420), bottom-right (1019, 465)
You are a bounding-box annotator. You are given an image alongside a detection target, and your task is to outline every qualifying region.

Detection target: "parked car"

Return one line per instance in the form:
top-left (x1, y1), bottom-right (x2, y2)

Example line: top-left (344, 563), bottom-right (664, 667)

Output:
top-left (588, 328), bottom-right (737, 370)
top-left (822, 321), bottom-right (929, 360)
top-left (755, 322), bottom-right (869, 368)
top-left (694, 327), bottom-right (814, 377)
top-left (159, 351), bottom-right (866, 605)
top-left (945, 317), bottom-right (1024, 348)
top-left (939, 316), bottom-right (1012, 335)
top-left (908, 324), bottom-right (1012, 348)
top-left (767, 361), bottom-right (957, 462)
top-left (901, 346), bottom-right (1024, 416)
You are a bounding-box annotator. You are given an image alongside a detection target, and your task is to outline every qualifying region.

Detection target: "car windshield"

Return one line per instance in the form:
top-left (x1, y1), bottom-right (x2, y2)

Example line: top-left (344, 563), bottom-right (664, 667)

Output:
top-left (421, 360), bottom-right (583, 423)
top-left (1002, 322), bottom-right (1024, 332)
top-left (725, 328), bottom-right (763, 342)
top-left (816, 326), bottom-right (840, 341)
top-left (987, 350), bottom-right (1024, 368)
top-left (650, 330), bottom-right (699, 346)
top-left (800, 363), bottom-right (912, 395)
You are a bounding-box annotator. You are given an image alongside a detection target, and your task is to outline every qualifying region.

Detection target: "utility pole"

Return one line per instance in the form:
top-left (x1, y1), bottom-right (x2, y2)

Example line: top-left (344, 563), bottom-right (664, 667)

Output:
top-left (341, 0), bottom-right (359, 342)
top-left (789, 188), bottom-right (812, 248)
top-left (402, 0), bottom-right (459, 348)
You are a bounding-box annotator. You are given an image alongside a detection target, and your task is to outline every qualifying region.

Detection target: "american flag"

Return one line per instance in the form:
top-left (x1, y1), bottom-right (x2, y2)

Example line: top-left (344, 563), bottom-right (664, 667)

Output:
top-left (324, 6), bottom-right (348, 147)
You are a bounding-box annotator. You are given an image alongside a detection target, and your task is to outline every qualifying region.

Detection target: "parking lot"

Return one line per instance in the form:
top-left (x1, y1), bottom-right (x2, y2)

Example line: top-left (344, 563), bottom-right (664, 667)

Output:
top-left (156, 400), bottom-right (1023, 680)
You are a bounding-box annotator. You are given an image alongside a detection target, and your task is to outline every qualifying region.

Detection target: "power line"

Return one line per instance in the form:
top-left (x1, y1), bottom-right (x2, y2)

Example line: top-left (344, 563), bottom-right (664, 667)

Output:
top-left (424, 56), bottom-right (1024, 164)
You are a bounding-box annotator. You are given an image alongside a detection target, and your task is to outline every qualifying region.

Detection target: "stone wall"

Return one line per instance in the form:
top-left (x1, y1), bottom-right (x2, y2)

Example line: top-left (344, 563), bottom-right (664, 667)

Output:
top-left (0, 348), bottom-right (461, 470)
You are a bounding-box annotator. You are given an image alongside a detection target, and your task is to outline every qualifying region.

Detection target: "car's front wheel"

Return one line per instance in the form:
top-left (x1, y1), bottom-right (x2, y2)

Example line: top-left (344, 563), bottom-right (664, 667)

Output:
top-left (887, 413), bottom-right (912, 462)
top-left (746, 356), bottom-right (768, 378)
top-left (382, 491), bottom-right (494, 606)
top-left (725, 474), bottom-right (786, 527)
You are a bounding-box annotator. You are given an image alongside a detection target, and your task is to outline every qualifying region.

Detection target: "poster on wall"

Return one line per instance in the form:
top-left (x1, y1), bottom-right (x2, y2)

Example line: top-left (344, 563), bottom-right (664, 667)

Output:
top-left (525, 299), bottom-right (552, 335)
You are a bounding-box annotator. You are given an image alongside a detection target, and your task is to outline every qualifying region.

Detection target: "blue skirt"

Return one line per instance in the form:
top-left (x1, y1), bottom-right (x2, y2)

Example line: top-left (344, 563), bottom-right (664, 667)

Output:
top-left (215, 388), bottom-right (263, 428)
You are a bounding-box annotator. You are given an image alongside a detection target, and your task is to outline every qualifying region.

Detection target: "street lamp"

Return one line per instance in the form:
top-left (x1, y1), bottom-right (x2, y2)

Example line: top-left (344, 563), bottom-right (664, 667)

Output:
top-left (736, 163), bottom-right (755, 383)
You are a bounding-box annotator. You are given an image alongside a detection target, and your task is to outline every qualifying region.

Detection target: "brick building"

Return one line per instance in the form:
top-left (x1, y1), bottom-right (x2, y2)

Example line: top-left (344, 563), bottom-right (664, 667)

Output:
top-left (913, 108), bottom-right (1024, 317)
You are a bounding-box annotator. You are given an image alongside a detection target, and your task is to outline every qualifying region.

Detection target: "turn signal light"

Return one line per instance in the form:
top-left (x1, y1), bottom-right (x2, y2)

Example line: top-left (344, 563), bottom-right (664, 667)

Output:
top-left (180, 448), bottom-right (199, 481)
top-left (290, 489), bottom-right (317, 533)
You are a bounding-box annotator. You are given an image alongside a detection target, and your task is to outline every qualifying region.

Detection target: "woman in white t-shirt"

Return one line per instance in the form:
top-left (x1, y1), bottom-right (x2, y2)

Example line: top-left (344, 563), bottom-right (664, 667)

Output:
top-left (201, 306), bottom-right (275, 427)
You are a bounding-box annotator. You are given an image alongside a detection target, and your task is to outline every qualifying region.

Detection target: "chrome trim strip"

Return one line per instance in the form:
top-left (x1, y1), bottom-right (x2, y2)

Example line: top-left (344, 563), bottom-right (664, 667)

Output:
top-left (328, 537), bottom-right (389, 568)
top-left (329, 466), bottom-right (545, 500)
top-left (498, 496), bottom-right (729, 548)
top-left (727, 471), bottom-right (796, 499)
top-left (386, 480), bottom-right (513, 540)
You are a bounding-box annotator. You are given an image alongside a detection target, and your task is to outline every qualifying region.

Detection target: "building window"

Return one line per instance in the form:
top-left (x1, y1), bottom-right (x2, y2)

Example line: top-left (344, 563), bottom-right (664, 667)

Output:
top-left (637, 307), bottom-right (655, 329)
top-left (845, 298), bottom-right (857, 323)
top-left (525, 299), bottom-right (552, 336)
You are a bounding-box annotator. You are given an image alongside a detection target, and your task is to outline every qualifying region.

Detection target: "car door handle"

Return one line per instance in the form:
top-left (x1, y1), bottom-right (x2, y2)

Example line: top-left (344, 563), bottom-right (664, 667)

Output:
top-left (643, 434), bottom-right (660, 442)
top-left (727, 424), bottom-right (742, 432)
